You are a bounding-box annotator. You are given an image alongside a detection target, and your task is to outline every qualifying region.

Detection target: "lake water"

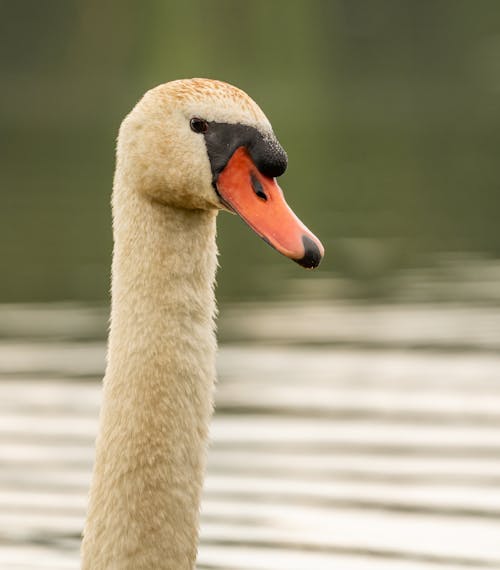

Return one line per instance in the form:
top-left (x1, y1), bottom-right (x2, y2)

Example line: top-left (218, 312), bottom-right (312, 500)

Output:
top-left (1, 301), bottom-right (500, 570)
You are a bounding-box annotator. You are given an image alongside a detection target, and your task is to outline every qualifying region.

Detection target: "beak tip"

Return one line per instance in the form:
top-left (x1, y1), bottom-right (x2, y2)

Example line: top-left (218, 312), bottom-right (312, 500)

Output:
top-left (295, 235), bottom-right (324, 269)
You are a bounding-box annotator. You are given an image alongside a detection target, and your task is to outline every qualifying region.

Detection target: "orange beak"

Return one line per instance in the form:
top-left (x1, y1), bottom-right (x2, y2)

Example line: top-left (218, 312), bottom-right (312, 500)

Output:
top-left (216, 147), bottom-right (324, 268)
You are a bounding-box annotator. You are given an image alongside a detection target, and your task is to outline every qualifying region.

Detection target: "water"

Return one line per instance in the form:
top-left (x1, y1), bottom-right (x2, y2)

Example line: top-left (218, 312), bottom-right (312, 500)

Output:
top-left (1, 302), bottom-right (500, 570)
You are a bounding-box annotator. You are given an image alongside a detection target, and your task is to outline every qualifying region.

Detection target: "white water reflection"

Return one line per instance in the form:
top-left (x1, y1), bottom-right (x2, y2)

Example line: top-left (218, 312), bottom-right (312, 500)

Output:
top-left (0, 302), bottom-right (500, 570)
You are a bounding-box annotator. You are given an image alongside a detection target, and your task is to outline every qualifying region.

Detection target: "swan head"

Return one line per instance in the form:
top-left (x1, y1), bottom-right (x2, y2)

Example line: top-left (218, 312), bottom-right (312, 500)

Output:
top-left (117, 78), bottom-right (324, 268)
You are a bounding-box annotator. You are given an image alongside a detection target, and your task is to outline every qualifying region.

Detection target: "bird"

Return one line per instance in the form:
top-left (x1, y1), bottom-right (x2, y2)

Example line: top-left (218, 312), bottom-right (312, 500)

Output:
top-left (81, 78), bottom-right (324, 570)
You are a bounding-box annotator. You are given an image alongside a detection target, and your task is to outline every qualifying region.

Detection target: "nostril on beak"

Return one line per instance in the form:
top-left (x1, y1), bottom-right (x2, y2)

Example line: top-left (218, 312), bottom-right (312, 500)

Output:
top-left (295, 235), bottom-right (323, 269)
top-left (250, 172), bottom-right (267, 201)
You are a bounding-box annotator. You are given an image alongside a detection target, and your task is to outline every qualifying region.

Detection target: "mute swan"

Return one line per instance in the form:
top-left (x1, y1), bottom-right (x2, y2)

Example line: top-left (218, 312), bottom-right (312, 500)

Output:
top-left (81, 78), bottom-right (324, 570)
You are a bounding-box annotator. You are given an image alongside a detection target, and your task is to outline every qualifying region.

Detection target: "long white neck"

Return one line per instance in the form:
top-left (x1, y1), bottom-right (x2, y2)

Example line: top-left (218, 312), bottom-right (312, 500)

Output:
top-left (81, 173), bottom-right (218, 569)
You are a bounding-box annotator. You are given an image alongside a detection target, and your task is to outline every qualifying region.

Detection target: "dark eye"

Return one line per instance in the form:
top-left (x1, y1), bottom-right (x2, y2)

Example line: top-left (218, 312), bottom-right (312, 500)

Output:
top-left (190, 118), bottom-right (208, 134)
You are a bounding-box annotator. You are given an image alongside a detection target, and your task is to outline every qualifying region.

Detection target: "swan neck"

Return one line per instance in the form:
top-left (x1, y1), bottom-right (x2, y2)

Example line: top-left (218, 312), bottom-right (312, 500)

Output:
top-left (82, 179), bottom-right (218, 570)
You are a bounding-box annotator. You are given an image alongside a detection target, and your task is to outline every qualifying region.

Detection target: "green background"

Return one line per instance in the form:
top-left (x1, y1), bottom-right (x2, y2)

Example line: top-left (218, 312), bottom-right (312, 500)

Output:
top-left (2, 0), bottom-right (499, 303)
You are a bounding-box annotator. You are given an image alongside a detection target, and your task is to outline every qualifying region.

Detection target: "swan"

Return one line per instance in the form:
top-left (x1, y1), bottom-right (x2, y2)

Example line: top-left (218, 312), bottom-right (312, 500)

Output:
top-left (81, 78), bottom-right (324, 570)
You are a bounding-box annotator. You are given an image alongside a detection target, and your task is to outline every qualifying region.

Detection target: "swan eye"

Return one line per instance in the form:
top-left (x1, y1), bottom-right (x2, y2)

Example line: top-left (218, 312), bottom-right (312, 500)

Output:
top-left (190, 118), bottom-right (208, 134)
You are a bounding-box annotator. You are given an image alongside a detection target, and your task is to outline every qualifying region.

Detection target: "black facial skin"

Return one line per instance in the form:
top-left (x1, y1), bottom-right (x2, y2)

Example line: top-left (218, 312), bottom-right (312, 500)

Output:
top-left (201, 122), bottom-right (288, 183)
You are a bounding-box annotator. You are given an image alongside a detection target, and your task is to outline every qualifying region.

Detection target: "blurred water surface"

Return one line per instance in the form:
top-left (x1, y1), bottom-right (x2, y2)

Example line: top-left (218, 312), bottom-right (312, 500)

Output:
top-left (1, 301), bottom-right (500, 570)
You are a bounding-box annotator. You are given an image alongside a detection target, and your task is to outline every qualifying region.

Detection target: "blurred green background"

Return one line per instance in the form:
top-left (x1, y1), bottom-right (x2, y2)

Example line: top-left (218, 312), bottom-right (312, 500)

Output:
top-left (2, 0), bottom-right (500, 304)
